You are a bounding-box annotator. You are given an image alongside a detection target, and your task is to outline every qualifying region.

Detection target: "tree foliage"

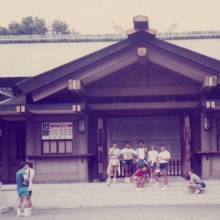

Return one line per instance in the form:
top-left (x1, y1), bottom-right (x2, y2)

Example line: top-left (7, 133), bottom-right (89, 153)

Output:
top-left (51, 20), bottom-right (70, 34)
top-left (0, 17), bottom-right (74, 35)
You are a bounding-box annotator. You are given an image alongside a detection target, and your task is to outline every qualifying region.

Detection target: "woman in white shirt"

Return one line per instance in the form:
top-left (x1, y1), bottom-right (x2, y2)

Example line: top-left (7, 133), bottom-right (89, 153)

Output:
top-left (158, 145), bottom-right (171, 190)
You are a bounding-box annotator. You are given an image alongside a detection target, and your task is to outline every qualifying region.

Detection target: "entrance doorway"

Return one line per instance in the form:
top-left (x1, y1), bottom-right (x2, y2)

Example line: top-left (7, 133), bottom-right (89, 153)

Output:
top-left (106, 116), bottom-right (182, 176)
top-left (0, 121), bottom-right (26, 183)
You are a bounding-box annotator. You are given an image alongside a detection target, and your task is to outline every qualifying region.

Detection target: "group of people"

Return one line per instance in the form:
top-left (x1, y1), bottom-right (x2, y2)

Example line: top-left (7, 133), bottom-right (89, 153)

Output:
top-left (106, 140), bottom-right (206, 194)
top-left (15, 161), bottom-right (35, 217)
top-left (106, 141), bottom-right (171, 190)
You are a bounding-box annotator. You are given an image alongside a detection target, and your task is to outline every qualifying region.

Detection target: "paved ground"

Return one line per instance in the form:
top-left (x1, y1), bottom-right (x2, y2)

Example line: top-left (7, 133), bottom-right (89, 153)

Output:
top-left (1, 205), bottom-right (220, 220)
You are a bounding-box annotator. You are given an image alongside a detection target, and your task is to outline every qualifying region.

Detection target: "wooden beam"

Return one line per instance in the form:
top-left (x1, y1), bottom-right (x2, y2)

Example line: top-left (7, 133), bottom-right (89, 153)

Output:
top-left (68, 79), bottom-right (85, 95)
top-left (133, 15), bottom-right (149, 30)
top-left (87, 85), bottom-right (200, 97)
top-left (137, 47), bottom-right (148, 66)
top-left (80, 49), bottom-right (138, 85)
top-left (31, 49), bottom-right (138, 102)
top-left (147, 45), bottom-right (215, 82)
top-left (32, 80), bottom-right (67, 102)
top-left (201, 75), bottom-right (218, 93)
top-left (89, 101), bottom-right (198, 111)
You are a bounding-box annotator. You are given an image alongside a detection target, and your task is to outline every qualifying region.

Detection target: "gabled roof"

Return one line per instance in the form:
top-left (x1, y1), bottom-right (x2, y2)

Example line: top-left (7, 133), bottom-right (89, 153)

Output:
top-left (15, 16), bottom-right (220, 95)
top-left (17, 39), bottom-right (133, 94)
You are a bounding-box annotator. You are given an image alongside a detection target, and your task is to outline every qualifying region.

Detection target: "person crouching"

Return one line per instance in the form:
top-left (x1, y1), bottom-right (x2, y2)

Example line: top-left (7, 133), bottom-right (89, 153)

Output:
top-left (188, 169), bottom-right (206, 194)
top-left (133, 165), bottom-right (148, 191)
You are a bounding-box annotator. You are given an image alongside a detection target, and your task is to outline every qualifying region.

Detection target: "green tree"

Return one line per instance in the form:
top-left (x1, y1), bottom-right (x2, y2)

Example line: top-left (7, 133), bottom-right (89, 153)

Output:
top-left (20, 16), bottom-right (48, 35)
top-left (51, 20), bottom-right (70, 34)
top-left (0, 26), bottom-right (9, 35)
top-left (8, 16), bottom-right (48, 35)
top-left (8, 21), bottom-right (22, 35)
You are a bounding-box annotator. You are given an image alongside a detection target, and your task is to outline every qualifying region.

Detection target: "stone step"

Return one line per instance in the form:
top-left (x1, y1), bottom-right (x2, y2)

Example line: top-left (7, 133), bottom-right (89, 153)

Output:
top-left (1, 180), bottom-right (220, 209)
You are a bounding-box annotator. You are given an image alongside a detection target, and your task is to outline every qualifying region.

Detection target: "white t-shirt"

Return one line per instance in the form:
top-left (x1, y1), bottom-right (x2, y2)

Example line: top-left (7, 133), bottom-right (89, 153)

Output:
top-left (148, 150), bottom-right (159, 163)
top-left (108, 147), bottom-right (120, 159)
top-left (121, 148), bottom-right (136, 160)
top-left (158, 150), bottom-right (171, 164)
top-left (136, 148), bottom-right (146, 160)
top-left (27, 168), bottom-right (35, 191)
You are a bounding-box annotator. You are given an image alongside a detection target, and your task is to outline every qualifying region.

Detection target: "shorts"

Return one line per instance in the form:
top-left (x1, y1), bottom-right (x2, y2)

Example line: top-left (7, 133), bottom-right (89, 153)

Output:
top-left (109, 158), bottom-right (120, 167)
top-left (159, 163), bottom-right (169, 171)
top-left (137, 159), bottom-right (147, 168)
top-left (123, 159), bottom-right (133, 166)
top-left (29, 191), bottom-right (32, 197)
top-left (149, 162), bottom-right (157, 170)
top-left (17, 187), bottom-right (29, 198)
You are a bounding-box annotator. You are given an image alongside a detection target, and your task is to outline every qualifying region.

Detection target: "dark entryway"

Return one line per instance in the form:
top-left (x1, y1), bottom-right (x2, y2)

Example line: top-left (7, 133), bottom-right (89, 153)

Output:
top-left (0, 120), bottom-right (26, 183)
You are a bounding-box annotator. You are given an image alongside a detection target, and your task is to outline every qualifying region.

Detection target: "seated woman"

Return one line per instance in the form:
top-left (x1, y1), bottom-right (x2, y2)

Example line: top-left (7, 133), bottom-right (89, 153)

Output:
top-left (188, 169), bottom-right (206, 194)
top-left (133, 165), bottom-right (148, 191)
top-left (106, 142), bottom-right (121, 185)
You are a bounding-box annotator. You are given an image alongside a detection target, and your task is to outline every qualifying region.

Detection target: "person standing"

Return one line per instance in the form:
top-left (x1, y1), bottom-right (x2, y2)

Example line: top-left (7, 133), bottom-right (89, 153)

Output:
top-left (188, 169), bottom-right (206, 194)
top-left (27, 161), bottom-right (35, 211)
top-left (136, 140), bottom-right (148, 168)
top-left (106, 142), bottom-right (121, 185)
top-left (148, 145), bottom-right (159, 184)
top-left (16, 162), bottom-right (31, 217)
top-left (121, 141), bottom-right (136, 183)
top-left (158, 145), bottom-right (171, 190)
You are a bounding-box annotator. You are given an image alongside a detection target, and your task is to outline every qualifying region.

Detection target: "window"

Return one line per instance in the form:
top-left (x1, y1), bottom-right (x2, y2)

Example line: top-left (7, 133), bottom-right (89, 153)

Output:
top-left (42, 140), bottom-right (73, 155)
top-left (41, 122), bottom-right (73, 155)
top-left (216, 119), bottom-right (220, 151)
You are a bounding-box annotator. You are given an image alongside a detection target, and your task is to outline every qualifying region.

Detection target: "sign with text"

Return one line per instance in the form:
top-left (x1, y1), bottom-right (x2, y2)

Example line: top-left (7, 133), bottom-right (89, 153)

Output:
top-left (42, 122), bottom-right (73, 140)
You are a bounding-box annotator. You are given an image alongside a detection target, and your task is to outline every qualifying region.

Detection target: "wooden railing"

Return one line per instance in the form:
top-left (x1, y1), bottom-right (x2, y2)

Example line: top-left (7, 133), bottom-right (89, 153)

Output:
top-left (116, 159), bottom-right (182, 177)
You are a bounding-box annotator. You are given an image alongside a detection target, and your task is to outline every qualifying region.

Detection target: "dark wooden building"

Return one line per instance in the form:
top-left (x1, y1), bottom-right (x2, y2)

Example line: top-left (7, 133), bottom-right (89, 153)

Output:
top-left (1, 16), bottom-right (220, 183)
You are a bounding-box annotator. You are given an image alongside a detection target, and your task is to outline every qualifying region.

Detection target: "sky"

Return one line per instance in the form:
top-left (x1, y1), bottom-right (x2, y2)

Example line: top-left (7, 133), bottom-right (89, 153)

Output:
top-left (0, 0), bottom-right (220, 34)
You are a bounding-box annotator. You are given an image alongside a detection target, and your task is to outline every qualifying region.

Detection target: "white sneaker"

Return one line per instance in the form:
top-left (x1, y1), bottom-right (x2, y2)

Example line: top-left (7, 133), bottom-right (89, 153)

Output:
top-left (23, 208), bottom-right (31, 217)
top-left (149, 179), bottom-right (154, 183)
top-left (113, 178), bottom-right (117, 184)
top-left (106, 178), bottom-right (111, 186)
top-left (136, 188), bottom-right (140, 191)
top-left (16, 208), bottom-right (24, 217)
top-left (140, 188), bottom-right (144, 191)
top-left (154, 182), bottom-right (159, 187)
top-left (162, 185), bottom-right (168, 191)
top-left (124, 177), bottom-right (129, 183)
top-left (195, 189), bottom-right (201, 194)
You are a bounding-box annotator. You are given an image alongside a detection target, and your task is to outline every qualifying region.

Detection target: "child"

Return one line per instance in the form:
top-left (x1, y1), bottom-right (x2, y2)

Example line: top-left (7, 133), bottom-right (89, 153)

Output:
top-left (147, 145), bottom-right (159, 184)
top-left (133, 165), bottom-right (148, 191)
top-left (136, 140), bottom-right (148, 168)
top-left (121, 141), bottom-right (136, 183)
top-left (158, 145), bottom-right (171, 190)
top-left (188, 169), bottom-right (206, 194)
top-left (106, 142), bottom-right (121, 185)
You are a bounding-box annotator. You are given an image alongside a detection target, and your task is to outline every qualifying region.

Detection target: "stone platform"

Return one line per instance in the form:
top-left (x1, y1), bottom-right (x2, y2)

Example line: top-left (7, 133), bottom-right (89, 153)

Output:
top-left (1, 177), bottom-right (220, 212)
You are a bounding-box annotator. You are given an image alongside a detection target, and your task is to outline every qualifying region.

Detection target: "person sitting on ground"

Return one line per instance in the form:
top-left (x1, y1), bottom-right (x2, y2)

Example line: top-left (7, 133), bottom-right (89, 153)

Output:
top-left (133, 165), bottom-right (148, 191)
top-left (136, 140), bottom-right (148, 169)
top-left (121, 141), bottom-right (137, 183)
top-left (158, 145), bottom-right (171, 191)
top-left (148, 145), bottom-right (159, 184)
top-left (106, 142), bottom-right (121, 185)
top-left (16, 162), bottom-right (31, 217)
top-left (188, 169), bottom-right (206, 194)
